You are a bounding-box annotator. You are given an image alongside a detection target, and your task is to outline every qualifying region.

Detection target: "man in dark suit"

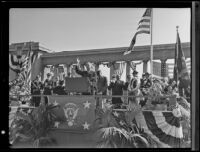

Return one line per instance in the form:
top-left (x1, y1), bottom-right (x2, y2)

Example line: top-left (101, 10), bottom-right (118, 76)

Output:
top-left (31, 75), bottom-right (43, 107)
top-left (75, 58), bottom-right (96, 95)
top-left (108, 74), bottom-right (124, 108)
top-left (96, 70), bottom-right (108, 95)
top-left (53, 80), bottom-right (67, 95)
top-left (43, 73), bottom-right (53, 104)
top-left (140, 72), bottom-right (152, 107)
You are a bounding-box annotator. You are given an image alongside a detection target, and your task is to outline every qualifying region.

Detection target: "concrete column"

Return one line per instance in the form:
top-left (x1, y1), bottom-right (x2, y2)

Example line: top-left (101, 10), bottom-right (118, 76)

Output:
top-left (126, 61), bottom-right (130, 81)
top-left (66, 64), bottom-right (71, 77)
top-left (110, 63), bottom-right (114, 82)
top-left (40, 65), bottom-right (45, 82)
top-left (161, 59), bottom-right (167, 77)
top-left (143, 60), bottom-right (148, 73)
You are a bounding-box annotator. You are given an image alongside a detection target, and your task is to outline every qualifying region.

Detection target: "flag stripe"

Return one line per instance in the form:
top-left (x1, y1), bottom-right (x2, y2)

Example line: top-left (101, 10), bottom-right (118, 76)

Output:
top-left (136, 30), bottom-right (150, 35)
top-left (139, 22), bottom-right (150, 26)
top-left (137, 25), bottom-right (150, 30)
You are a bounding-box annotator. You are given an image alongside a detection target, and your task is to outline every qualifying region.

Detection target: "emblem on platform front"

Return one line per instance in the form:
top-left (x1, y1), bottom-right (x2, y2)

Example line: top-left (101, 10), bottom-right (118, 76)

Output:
top-left (63, 103), bottom-right (79, 127)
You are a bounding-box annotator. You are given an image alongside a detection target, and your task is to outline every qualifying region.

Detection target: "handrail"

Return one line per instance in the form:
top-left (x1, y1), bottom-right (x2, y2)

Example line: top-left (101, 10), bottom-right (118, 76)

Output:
top-left (9, 94), bottom-right (190, 99)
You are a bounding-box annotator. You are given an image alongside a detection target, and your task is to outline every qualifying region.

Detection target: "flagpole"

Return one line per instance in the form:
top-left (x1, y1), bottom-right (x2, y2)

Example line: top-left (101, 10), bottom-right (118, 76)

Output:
top-left (150, 8), bottom-right (153, 74)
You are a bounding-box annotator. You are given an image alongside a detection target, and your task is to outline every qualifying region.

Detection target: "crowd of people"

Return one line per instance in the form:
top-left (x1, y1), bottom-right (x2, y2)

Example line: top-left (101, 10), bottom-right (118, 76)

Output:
top-left (30, 58), bottom-right (191, 109)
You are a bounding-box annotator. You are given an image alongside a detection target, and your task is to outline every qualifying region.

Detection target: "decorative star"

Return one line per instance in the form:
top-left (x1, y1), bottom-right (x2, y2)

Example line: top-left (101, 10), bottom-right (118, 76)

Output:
top-left (82, 122), bottom-right (90, 130)
top-left (54, 121), bottom-right (60, 128)
top-left (83, 101), bottom-right (91, 109)
top-left (113, 111), bottom-right (119, 117)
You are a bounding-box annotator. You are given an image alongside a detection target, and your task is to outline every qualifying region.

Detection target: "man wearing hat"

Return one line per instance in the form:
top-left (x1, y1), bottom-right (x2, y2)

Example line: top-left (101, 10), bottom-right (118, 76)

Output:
top-left (108, 74), bottom-right (125, 108)
top-left (129, 71), bottom-right (139, 91)
top-left (53, 80), bottom-right (67, 95)
top-left (31, 75), bottom-right (43, 107)
top-left (139, 72), bottom-right (152, 107)
top-left (140, 72), bottom-right (152, 91)
top-left (128, 70), bottom-right (140, 103)
top-left (43, 73), bottom-right (53, 104)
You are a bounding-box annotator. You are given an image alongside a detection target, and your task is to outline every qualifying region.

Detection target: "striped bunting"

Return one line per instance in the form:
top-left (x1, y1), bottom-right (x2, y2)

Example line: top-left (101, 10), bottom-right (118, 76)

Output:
top-left (124, 8), bottom-right (152, 55)
top-left (113, 62), bottom-right (126, 78)
top-left (9, 50), bottom-right (39, 92)
top-left (135, 110), bottom-right (183, 148)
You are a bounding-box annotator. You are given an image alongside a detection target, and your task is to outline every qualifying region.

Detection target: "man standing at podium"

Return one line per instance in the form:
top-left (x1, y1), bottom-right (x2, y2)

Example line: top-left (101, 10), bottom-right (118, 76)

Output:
top-left (75, 58), bottom-right (96, 95)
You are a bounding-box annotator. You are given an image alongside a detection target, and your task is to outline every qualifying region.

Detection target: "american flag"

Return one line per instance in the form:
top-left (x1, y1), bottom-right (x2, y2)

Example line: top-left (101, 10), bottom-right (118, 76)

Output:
top-left (124, 8), bottom-right (152, 55)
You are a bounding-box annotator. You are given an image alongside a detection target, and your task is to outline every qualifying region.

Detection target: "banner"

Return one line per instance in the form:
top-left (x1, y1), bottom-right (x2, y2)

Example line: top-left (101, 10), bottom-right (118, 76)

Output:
top-left (135, 110), bottom-right (183, 148)
top-left (49, 96), bottom-right (96, 133)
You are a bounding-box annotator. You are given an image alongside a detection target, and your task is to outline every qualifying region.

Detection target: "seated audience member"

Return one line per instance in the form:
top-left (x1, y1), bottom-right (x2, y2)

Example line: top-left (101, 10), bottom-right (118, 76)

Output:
top-left (53, 80), bottom-right (67, 95)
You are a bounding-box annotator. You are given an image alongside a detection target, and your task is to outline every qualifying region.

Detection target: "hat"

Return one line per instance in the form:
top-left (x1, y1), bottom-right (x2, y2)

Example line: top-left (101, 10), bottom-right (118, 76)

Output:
top-left (112, 74), bottom-right (116, 78)
top-left (132, 70), bottom-right (138, 75)
top-left (145, 72), bottom-right (150, 76)
top-left (96, 70), bottom-right (101, 75)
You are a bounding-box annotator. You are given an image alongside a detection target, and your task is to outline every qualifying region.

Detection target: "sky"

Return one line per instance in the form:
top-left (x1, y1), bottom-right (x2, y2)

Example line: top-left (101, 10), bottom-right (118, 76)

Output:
top-left (9, 8), bottom-right (191, 81)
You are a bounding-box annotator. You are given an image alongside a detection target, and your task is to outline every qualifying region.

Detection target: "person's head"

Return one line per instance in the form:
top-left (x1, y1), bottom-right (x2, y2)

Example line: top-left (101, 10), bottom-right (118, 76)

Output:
top-left (171, 80), bottom-right (176, 86)
top-left (47, 73), bottom-right (51, 79)
top-left (132, 70), bottom-right (138, 77)
top-left (142, 73), bottom-right (145, 79)
top-left (96, 70), bottom-right (102, 77)
top-left (86, 62), bottom-right (95, 72)
top-left (126, 75), bottom-right (131, 82)
top-left (67, 72), bottom-right (71, 77)
top-left (112, 75), bottom-right (116, 82)
top-left (35, 75), bottom-right (40, 81)
top-left (144, 72), bottom-right (150, 78)
top-left (59, 80), bottom-right (64, 86)
top-left (116, 75), bottom-right (120, 81)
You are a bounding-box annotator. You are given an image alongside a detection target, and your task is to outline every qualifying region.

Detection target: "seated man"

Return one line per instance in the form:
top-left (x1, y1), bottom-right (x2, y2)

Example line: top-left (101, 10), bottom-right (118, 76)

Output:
top-left (108, 74), bottom-right (124, 108)
top-left (53, 80), bottom-right (67, 95)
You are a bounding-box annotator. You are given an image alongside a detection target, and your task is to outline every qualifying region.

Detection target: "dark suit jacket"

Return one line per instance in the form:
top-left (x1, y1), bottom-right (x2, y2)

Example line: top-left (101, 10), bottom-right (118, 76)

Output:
top-left (97, 76), bottom-right (108, 95)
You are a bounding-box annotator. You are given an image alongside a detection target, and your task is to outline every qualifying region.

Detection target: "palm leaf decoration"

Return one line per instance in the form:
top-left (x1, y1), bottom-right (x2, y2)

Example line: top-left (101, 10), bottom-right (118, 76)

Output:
top-left (9, 103), bottom-right (59, 148)
top-left (96, 103), bottom-right (150, 148)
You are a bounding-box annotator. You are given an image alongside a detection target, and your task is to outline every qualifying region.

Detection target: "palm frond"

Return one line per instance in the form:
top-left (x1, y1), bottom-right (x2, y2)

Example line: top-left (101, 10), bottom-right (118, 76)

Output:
top-left (130, 133), bottom-right (150, 147)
